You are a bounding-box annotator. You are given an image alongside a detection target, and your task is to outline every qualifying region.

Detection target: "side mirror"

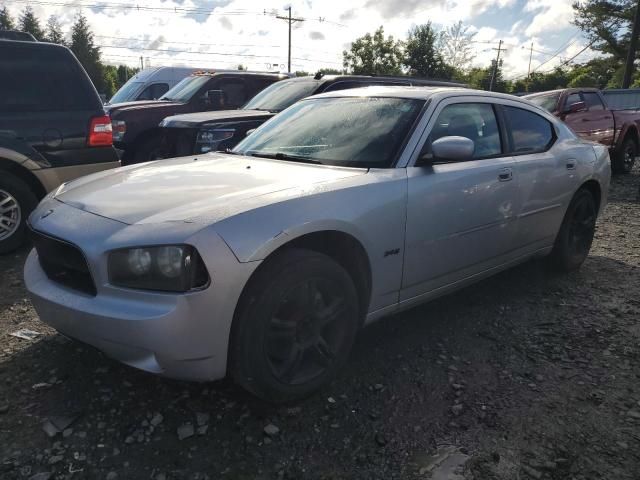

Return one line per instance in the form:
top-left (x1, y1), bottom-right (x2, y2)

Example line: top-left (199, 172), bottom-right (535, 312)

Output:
top-left (202, 90), bottom-right (225, 108)
top-left (563, 100), bottom-right (586, 114)
top-left (428, 136), bottom-right (475, 163)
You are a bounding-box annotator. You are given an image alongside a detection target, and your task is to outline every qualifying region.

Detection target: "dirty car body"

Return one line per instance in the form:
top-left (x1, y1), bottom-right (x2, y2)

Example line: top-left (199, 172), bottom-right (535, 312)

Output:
top-left (24, 87), bottom-right (611, 401)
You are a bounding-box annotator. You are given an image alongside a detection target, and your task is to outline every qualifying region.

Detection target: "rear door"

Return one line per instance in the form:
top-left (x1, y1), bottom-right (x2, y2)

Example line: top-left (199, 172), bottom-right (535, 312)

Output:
top-left (581, 91), bottom-right (615, 146)
top-left (401, 99), bottom-right (520, 301)
top-left (505, 104), bottom-right (581, 250)
top-left (0, 44), bottom-right (112, 168)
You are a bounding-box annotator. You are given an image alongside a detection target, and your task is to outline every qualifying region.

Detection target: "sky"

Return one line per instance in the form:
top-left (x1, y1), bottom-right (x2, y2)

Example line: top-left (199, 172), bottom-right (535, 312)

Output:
top-left (3, 0), bottom-right (598, 80)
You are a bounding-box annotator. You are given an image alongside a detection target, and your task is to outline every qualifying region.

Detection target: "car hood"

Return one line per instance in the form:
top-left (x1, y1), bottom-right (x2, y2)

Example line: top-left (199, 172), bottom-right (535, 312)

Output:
top-left (161, 109), bottom-right (275, 128)
top-left (106, 100), bottom-right (184, 115)
top-left (54, 153), bottom-right (367, 225)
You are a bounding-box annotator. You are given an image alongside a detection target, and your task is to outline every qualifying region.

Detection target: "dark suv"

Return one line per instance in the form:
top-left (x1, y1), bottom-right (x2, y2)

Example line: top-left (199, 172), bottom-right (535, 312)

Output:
top-left (107, 71), bottom-right (289, 164)
top-left (158, 73), bottom-right (466, 159)
top-left (0, 39), bottom-right (119, 253)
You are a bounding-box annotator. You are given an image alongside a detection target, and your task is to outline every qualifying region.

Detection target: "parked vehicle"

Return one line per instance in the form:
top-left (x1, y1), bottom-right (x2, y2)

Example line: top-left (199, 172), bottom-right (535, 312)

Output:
top-left (25, 87), bottom-right (610, 402)
top-left (0, 39), bottom-right (119, 254)
top-left (108, 66), bottom-right (209, 104)
top-left (0, 30), bottom-right (36, 41)
top-left (107, 71), bottom-right (288, 164)
top-left (524, 88), bottom-right (639, 173)
top-left (159, 73), bottom-right (467, 159)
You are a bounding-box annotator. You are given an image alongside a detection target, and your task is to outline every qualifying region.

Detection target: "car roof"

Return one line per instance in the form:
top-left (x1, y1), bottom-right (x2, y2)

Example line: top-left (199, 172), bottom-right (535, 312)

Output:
top-left (304, 85), bottom-right (554, 114)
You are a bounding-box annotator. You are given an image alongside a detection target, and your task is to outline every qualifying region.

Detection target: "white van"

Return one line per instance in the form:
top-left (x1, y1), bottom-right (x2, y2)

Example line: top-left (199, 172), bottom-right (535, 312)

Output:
top-left (108, 66), bottom-right (207, 104)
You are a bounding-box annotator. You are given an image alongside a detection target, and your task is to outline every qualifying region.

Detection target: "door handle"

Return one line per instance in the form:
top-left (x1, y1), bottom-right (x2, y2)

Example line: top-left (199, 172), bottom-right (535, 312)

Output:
top-left (498, 168), bottom-right (513, 182)
top-left (566, 161), bottom-right (577, 170)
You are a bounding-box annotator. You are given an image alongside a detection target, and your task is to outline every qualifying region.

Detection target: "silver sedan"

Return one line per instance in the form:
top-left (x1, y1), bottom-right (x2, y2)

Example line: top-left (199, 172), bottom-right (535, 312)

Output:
top-left (24, 87), bottom-right (610, 402)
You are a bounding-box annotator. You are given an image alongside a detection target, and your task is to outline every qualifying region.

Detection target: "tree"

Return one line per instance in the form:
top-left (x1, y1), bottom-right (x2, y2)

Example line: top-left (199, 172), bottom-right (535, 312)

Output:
top-left (463, 60), bottom-right (510, 92)
top-left (70, 13), bottom-right (105, 93)
top-left (0, 6), bottom-right (15, 30)
top-left (439, 21), bottom-right (476, 71)
top-left (237, 64), bottom-right (246, 70)
top-left (45, 15), bottom-right (65, 44)
top-left (404, 23), bottom-right (452, 79)
top-left (343, 26), bottom-right (403, 75)
top-left (19, 6), bottom-right (44, 40)
top-left (573, 1), bottom-right (638, 61)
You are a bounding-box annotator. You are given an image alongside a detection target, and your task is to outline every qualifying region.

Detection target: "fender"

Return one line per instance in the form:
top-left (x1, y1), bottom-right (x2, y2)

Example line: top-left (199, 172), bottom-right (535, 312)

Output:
top-left (613, 122), bottom-right (639, 151)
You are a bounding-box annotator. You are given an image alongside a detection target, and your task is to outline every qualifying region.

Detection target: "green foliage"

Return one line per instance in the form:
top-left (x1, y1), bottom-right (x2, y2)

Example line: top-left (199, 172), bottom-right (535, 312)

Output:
top-left (19, 6), bottom-right (44, 40)
top-left (404, 23), bottom-right (452, 79)
top-left (102, 65), bottom-right (119, 98)
top-left (45, 15), bottom-right (65, 44)
top-left (237, 64), bottom-right (246, 70)
top-left (70, 13), bottom-right (105, 94)
top-left (0, 6), bottom-right (15, 30)
top-left (317, 68), bottom-right (343, 75)
top-left (439, 21), bottom-right (476, 71)
top-left (343, 26), bottom-right (403, 75)
top-left (295, 70), bottom-right (310, 77)
top-left (573, 0), bottom-right (638, 61)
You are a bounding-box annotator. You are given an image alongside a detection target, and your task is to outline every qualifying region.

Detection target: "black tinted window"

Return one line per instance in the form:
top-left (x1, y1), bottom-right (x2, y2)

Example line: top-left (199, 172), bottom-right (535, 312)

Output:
top-left (504, 106), bottom-right (554, 153)
top-left (137, 83), bottom-right (169, 100)
top-left (0, 46), bottom-right (97, 112)
top-left (323, 80), bottom-right (409, 92)
top-left (218, 79), bottom-right (247, 108)
top-left (423, 103), bottom-right (502, 160)
top-left (583, 92), bottom-right (605, 111)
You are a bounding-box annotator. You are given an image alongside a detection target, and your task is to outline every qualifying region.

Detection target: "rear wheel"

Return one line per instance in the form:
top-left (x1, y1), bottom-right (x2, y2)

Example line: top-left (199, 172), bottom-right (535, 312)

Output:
top-left (549, 188), bottom-right (597, 272)
top-left (612, 137), bottom-right (637, 174)
top-left (131, 134), bottom-right (164, 165)
top-left (0, 172), bottom-right (38, 254)
top-left (231, 249), bottom-right (360, 403)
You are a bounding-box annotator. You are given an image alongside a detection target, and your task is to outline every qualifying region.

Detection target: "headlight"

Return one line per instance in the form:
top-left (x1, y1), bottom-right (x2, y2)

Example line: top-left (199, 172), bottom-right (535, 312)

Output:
top-left (112, 120), bottom-right (126, 142)
top-left (195, 129), bottom-right (235, 153)
top-left (108, 245), bottom-right (209, 292)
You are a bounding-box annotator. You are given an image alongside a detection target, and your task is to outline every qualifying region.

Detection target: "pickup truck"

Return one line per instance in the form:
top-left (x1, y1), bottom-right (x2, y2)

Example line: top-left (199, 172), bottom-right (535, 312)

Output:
top-left (524, 88), bottom-right (639, 173)
top-left (157, 73), bottom-right (466, 160)
top-left (107, 71), bottom-right (288, 164)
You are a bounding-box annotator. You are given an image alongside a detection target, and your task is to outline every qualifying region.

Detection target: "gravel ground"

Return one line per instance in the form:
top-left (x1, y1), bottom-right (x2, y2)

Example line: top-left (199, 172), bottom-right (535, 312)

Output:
top-left (1, 169), bottom-right (639, 480)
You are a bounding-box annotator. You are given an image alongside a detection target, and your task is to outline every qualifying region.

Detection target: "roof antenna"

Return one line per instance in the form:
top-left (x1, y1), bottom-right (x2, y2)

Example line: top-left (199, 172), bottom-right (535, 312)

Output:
top-left (314, 71), bottom-right (324, 80)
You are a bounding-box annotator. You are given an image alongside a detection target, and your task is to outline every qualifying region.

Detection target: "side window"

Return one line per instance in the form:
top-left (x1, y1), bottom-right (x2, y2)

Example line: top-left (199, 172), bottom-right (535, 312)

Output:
top-left (217, 78), bottom-right (248, 108)
top-left (421, 103), bottom-right (502, 160)
top-left (504, 106), bottom-right (554, 154)
top-left (250, 78), bottom-right (278, 96)
top-left (136, 83), bottom-right (169, 100)
top-left (0, 47), bottom-right (96, 112)
top-left (565, 92), bottom-right (582, 110)
top-left (582, 92), bottom-right (605, 111)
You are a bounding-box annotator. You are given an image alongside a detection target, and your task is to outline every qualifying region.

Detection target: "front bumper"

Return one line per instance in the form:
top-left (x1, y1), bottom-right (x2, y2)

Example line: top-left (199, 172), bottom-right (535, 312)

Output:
top-left (24, 199), bottom-right (259, 381)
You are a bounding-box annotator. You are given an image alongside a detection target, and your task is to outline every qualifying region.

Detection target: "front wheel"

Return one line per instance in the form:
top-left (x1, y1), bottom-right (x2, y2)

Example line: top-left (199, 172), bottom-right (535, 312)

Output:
top-left (230, 249), bottom-right (360, 403)
top-left (549, 188), bottom-right (597, 272)
top-left (612, 138), bottom-right (637, 174)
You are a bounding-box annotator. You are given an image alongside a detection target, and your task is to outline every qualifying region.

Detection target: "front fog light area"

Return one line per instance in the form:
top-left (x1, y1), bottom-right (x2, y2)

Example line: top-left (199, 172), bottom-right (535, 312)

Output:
top-left (109, 245), bottom-right (209, 292)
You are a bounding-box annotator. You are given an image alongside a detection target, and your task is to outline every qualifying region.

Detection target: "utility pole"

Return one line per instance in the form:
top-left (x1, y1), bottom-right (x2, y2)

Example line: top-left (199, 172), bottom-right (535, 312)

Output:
top-left (622, 0), bottom-right (640, 89)
top-left (276, 6), bottom-right (304, 73)
top-left (489, 40), bottom-right (505, 91)
top-left (140, 56), bottom-right (144, 70)
top-left (526, 42), bottom-right (533, 92)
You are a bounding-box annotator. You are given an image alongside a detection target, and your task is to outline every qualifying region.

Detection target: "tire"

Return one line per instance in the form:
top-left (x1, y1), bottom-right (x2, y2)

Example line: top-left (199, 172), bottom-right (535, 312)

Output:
top-left (612, 137), bottom-right (637, 174)
top-left (230, 248), bottom-right (360, 403)
top-left (549, 188), bottom-right (597, 272)
top-left (131, 135), bottom-right (163, 165)
top-left (0, 172), bottom-right (38, 254)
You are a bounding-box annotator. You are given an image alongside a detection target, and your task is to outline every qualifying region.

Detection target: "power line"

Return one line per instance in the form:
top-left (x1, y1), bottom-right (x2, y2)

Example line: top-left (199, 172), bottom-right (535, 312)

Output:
top-left (97, 43), bottom-right (342, 65)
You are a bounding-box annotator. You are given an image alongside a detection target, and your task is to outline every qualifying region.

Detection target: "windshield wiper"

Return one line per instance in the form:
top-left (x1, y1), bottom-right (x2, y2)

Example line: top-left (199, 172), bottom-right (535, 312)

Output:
top-left (247, 151), bottom-right (323, 164)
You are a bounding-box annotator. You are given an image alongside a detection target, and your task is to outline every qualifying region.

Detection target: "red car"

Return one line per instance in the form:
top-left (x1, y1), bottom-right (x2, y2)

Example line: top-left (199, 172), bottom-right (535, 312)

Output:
top-left (525, 88), bottom-right (639, 173)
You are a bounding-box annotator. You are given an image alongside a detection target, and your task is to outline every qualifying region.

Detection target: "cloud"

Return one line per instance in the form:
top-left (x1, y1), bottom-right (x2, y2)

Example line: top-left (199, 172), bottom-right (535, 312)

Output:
top-left (309, 31), bottom-right (325, 40)
top-left (339, 8), bottom-right (357, 22)
top-left (364, 0), bottom-right (446, 18)
top-left (218, 16), bottom-right (232, 30)
top-left (147, 35), bottom-right (166, 50)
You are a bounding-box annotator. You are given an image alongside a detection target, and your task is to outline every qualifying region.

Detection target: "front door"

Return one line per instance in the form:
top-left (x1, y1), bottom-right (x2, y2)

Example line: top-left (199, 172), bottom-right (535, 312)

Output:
top-left (401, 101), bottom-right (520, 301)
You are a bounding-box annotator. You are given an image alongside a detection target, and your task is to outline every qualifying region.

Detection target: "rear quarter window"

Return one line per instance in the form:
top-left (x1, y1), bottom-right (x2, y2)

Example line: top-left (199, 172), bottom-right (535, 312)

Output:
top-left (504, 106), bottom-right (555, 154)
top-left (0, 45), bottom-right (99, 113)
